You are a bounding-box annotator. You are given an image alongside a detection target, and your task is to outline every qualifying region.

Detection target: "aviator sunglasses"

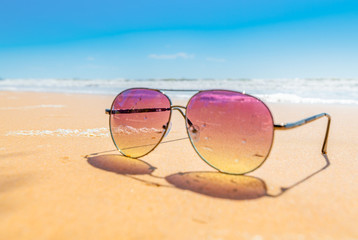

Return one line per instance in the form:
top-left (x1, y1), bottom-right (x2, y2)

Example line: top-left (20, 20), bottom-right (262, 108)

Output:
top-left (105, 88), bottom-right (331, 175)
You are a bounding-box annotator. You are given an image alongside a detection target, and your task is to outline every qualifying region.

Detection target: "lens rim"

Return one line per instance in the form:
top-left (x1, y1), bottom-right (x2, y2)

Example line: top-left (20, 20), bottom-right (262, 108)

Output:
top-left (109, 88), bottom-right (173, 158)
top-left (185, 89), bottom-right (275, 175)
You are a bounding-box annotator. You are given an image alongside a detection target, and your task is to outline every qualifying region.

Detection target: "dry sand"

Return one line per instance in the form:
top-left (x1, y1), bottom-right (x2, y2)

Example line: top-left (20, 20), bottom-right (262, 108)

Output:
top-left (0, 91), bottom-right (357, 240)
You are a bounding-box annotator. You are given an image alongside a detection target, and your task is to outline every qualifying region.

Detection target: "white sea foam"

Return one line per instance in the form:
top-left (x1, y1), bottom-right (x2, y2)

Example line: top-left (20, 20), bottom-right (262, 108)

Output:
top-left (6, 128), bottom-right (109, 137)
top-left (1, 78), bottom-right (357, 105)
top-left (0, 105), bottom-right (65, 110)
top-left (112, 126), bottom-right (163, 134)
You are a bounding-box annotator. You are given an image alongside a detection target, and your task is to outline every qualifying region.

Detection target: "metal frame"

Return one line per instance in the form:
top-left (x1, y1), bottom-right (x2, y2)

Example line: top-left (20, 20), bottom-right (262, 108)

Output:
top-left (105, 88), bottom-right (331, 175)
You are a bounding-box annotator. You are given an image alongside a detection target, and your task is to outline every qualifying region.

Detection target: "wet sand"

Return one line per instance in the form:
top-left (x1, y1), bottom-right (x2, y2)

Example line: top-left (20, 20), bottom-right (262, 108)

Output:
top-left (0, 91), bottom-right (357, 240)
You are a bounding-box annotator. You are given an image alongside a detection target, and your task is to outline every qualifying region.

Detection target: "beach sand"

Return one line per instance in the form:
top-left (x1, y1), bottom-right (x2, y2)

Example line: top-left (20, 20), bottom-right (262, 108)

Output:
top-left (0, 91), bottom-right (357, 240)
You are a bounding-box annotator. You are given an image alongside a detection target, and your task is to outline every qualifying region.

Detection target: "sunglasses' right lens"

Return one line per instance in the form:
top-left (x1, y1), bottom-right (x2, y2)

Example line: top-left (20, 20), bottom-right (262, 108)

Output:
top-left (110, 89), bottom-right (171, 158)
top-left (186, 90), bottom-right (274, 174)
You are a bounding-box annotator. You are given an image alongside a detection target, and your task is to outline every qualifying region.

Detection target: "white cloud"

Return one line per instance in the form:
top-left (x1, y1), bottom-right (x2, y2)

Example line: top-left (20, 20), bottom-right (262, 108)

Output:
top-left (206, 57), bottom-right (226, 62)
top-left (86, 56), bottom-right (95, 61)
top-left (148, 52), bottom-right (194, 60)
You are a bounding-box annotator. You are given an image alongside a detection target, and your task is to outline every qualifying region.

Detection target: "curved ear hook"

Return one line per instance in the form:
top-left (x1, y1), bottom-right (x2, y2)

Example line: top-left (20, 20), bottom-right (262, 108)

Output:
top-left (274, 113), bottom-right (331, 154)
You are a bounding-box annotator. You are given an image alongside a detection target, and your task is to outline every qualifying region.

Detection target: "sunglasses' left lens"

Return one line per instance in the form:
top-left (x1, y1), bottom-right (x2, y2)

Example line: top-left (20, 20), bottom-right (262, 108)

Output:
top-left (110, 89), bottom-right (171, 158)
top-left (186, 90), bottom-right (274, 174)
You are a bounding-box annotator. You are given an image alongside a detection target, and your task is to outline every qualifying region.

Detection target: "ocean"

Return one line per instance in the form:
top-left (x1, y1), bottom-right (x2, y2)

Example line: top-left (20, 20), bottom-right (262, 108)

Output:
top-left (0, 78), bottom-right (357, 105)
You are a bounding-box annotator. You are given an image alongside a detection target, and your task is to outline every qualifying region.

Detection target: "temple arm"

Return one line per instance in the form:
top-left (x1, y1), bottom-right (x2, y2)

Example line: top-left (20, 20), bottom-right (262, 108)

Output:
top-left (105, 107), bottom-right (195, 128)
top-left (274, 113), bottom-right (331, 154)
top-left (105, 108), bottom-right (170, 114)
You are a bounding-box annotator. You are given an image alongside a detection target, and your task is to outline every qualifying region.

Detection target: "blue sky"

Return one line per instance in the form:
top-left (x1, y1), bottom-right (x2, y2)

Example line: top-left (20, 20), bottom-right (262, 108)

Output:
top-left (0, 0), bottom-right (357, 79)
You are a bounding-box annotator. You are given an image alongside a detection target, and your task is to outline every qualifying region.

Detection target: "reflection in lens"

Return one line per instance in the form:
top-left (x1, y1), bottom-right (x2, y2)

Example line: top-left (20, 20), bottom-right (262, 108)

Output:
top-left (186, 90), bottom-right (274, 174)
top-left (110, 89), bottom-right (171, 158)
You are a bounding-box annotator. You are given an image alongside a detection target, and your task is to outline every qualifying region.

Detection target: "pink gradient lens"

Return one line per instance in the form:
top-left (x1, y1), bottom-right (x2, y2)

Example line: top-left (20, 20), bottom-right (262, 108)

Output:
top-left (110, 89), bottom-right (171, 158)
top-left (186, 90), bottom-right (274, 174)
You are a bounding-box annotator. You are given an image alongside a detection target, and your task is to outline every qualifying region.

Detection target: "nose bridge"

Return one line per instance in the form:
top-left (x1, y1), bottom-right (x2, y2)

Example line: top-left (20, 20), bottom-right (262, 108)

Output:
top-left (171, 105), bottom-right (186, 119)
